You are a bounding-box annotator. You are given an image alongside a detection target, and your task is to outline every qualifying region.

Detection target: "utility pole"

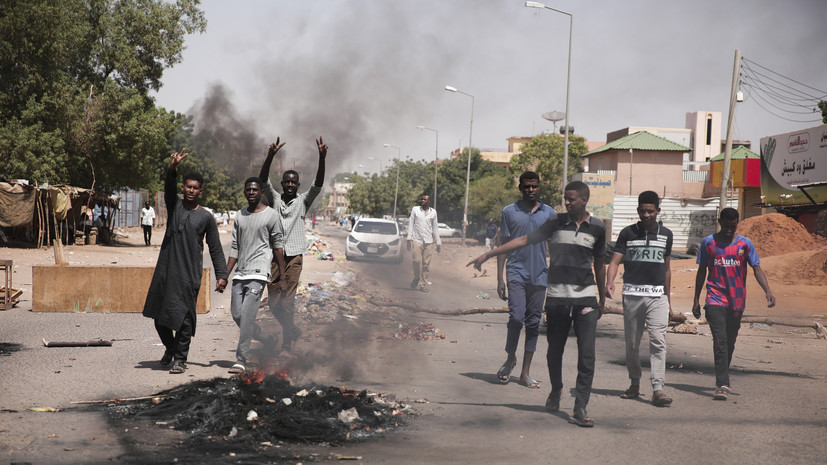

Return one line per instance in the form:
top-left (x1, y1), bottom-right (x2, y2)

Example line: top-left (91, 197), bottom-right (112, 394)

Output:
top-left (720, 49), bottom-right (741, 214)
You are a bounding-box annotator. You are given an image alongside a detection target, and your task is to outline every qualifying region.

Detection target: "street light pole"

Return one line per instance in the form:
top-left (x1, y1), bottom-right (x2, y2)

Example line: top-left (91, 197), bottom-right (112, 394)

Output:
top-left (444, 85), bottom-right (474, 246)
top-left (526, 1), bottom-right (573, 203)
top-left (416, 125), bottom-right (439, 211)
top-left (384, 144), bottom-right (401, 219)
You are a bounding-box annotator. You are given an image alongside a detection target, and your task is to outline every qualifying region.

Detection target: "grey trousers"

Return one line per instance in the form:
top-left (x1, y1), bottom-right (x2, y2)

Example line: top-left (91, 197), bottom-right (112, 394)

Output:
top-left (231, 279), bottom-right (266, 363)
top-left (623, 294), bottom-right (669, 391)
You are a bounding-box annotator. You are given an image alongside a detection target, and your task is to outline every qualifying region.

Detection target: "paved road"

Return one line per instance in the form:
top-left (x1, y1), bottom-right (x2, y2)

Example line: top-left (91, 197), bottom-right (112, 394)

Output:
top-left (1, 222), bottom-right (825, 464)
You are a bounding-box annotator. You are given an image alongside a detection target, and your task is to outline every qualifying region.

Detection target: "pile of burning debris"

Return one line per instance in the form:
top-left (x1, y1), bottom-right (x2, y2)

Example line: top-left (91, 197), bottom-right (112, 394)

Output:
top-left (108, 369), bottom-right (414, 446)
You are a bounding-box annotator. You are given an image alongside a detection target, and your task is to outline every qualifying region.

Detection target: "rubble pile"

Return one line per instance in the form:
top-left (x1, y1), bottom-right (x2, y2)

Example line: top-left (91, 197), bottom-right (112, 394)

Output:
top-left (109, 375), bottom-right (413, 445)
top-left (737, 213), bottom-right (825, 257)
top-left (393, 322), bottom-right (446, 341)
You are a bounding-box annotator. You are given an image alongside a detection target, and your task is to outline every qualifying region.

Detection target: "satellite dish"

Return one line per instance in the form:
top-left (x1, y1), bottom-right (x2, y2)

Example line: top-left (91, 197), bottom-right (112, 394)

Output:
top-left (541, 111), bottom-right (566, 133)
top-left (542, 111), bottom-right (566, 122)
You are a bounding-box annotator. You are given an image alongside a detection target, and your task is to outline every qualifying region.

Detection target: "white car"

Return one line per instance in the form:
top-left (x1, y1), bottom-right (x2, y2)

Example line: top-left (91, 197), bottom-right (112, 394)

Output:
top-left (346, 218), bottom-right (404, 263)
top-left (437, 223), bottom-right (461, 238)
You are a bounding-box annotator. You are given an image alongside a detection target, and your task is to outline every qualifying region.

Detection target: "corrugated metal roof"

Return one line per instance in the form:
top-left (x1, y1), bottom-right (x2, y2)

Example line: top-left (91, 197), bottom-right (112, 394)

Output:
top-left (709, 145), bottom-right (759, 161)
top-left (584, 131), bottom-right (691, 157)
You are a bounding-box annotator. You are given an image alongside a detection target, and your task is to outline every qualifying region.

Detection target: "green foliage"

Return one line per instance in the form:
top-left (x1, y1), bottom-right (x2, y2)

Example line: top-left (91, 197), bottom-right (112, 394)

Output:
top-left (0, 0), bottom-right (206, 191)
top-left (345, 147), bottom-right (510, 231)
top-left (509, 133), bottom-right (587, 206)
top-left (819, 101), bottom-right (827, 124)
top-left (468, 174), bottom-right (519, 226)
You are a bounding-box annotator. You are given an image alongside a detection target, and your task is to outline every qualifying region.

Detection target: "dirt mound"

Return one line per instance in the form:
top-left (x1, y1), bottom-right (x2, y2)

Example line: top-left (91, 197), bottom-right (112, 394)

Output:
top-left (761, 247), bottom-right (827, 286)
top-left (737, 213), bottom-right (826, 257)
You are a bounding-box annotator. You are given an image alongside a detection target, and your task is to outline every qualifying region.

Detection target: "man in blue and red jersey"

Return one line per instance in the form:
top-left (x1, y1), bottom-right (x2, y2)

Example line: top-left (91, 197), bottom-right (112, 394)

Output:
top-left (692, 207), bottom-right (775, 401)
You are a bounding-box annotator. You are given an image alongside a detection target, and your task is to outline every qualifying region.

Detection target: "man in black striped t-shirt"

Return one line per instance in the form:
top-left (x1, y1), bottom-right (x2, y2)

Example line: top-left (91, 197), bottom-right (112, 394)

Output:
top-left (469, 181), bottom-right (606, 427)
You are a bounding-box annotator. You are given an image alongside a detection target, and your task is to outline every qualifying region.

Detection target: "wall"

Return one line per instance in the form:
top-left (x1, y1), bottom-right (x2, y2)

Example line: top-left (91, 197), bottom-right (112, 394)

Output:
top-left (32, 266), bottom-right (211, 313)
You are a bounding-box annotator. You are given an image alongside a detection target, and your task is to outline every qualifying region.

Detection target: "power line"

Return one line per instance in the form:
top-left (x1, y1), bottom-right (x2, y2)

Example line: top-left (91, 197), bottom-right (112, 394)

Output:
top-left (742, 57), bottom-right (827, 98)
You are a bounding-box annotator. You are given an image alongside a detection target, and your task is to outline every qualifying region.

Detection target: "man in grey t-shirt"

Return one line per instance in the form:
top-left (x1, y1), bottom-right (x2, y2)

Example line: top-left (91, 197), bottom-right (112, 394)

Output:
top-left (226, 177), bottom-right (286, 373)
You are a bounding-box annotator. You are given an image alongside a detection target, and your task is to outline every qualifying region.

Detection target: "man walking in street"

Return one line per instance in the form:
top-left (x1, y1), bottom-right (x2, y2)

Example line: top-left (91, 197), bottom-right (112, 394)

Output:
top-left (226, 177), bottom-right (287, 374)
top-left (468, 181), bottom-right (606, 427)
top-left (485, 218), bottom-right (498, 252)
top-left (407, 194), bottom-right (441, 292)
top-left (259, 136), bottom-right (327, 354)
top-left (692, 207), bottom-right (775, 400)
top-left (606, 191), bottom-right (675, 407)
top-left (143, 149), bottom-right (228, 374)
top-left (495, 171), bottom-right (553, 388)
top-left (140, 201), bottom-right (155, 246)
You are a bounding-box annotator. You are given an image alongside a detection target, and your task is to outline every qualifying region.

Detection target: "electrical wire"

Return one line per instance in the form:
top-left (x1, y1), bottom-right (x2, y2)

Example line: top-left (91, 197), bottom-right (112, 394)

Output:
top-left (739, 56), bottom-right (826, 123)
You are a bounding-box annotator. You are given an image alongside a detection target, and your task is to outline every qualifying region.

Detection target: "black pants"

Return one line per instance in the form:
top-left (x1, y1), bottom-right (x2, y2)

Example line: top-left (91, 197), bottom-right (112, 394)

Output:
top-left (155, 312), bottom-right (195, 362)
top-left (142, 225), bottom-right (152, 245)
top-left (704, 305), bottom-right (743, 388)
top-left (546, 304), bottom-right (599, 411)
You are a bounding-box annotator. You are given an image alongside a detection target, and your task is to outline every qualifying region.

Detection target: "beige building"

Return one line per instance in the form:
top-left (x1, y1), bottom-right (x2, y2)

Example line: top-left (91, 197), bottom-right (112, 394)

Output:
top-left (321, 182), bottom-right (352, 218)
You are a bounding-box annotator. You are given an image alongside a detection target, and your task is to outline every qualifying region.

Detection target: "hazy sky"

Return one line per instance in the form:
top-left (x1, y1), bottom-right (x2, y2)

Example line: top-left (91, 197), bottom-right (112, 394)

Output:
top-left (152, 0), bottom-right (827, 179)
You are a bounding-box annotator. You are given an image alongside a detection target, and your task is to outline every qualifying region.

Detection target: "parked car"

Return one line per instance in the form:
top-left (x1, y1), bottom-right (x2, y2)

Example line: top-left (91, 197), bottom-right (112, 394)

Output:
top-left (345, 218), bottom-right (404, 263)
top-left (437, 223), bottom-right (461, 238)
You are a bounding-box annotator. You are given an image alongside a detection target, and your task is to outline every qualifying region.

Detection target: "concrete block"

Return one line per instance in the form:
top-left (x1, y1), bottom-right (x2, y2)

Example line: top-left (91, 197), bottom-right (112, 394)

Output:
top-left (32, 266), bottom-right (211, 313)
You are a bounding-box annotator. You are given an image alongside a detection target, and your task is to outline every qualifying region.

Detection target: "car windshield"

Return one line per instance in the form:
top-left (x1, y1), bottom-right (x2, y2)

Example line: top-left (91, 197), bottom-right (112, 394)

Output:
top-left (354, 221), bottom-right (397, 235)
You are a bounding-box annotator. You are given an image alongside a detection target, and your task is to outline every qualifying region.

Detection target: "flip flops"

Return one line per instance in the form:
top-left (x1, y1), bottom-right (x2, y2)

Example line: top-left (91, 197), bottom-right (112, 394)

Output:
top-left (496, 361), bottom-right (516, 383)
top-left (518, 378), bottom-right (542, 389)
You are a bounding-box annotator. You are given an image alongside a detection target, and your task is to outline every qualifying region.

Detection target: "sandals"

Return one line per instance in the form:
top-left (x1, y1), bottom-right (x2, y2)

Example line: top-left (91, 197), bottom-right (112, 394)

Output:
top-left (169, 360), bottom-right (187, 374)
top-left (713, 386), bottom-right (730, 401)
top-left (496, 361), bottom-right (516, 384)
top-left (518, 378), bottom-right (542, 389)
top-left (160, 350), bottom-right (173, 367)
top-left (568, 408), bottom-right (595, 427)
top-left (620, 385), bottom-right (640, 399)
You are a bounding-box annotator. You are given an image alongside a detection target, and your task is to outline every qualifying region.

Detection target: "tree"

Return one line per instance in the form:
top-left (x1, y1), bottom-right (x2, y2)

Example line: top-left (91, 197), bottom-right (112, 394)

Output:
top-left (509, 133), bottom-right (588, 206)
top-left (468, 173), bottom-right (518, 228)
top-left (819, 100), bottom-right (827, 124)
top-left (0, 0), bottom-right (206, 190)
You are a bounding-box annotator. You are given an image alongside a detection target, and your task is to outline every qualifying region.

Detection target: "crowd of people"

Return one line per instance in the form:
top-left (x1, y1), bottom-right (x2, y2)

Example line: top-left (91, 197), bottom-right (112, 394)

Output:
top-left (139, 149), bottom-right (776, 428)
top-left (468, 171), bottom-right (776, 427)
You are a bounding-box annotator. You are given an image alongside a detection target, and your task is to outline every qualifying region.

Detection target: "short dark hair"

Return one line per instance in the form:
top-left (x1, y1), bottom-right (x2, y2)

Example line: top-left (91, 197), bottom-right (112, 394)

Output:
top-left (719, 207), bottom-right (739, 221)
top-left (282, 170), bottom-right (299, 181)
top-left (245, 176), bottom-right (262, 188)
top-left (565, 180), bottom-right (589, 201)
top-left (638, 190), bottom-right (660, 208)
top-left (183, 171), bottom-right (204, 187)
top-left (519, 171), bottom-right (540, 185)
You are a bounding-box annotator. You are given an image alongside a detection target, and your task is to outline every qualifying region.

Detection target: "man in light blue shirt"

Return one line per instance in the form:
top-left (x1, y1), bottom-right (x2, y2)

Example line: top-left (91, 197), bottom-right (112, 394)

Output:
top-left (495, 171), bottom-right (553, 388)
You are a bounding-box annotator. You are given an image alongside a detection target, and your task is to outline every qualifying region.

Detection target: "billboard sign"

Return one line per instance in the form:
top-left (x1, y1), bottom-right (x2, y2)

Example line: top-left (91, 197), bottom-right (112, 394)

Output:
top-left (760, 123), bottom-right (827, 205)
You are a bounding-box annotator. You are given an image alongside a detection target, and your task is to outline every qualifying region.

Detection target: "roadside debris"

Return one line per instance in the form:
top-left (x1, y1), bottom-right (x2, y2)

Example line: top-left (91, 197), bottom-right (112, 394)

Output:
top-left (42, 338), bottom-right (112, 347)
top-left (393, 322), bottom-right (445, 341)
top-left (815, 322), bottom-right (826, 339)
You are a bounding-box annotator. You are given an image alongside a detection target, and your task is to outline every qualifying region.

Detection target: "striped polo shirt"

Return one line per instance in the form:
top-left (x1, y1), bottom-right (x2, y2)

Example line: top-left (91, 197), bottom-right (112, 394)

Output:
top-left (527, 212), bottom-right (606, 306)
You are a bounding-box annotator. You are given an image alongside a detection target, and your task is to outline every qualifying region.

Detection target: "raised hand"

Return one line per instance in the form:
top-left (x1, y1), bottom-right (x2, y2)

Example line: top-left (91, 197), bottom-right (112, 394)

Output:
top-left (170, 148), bottom-right (189, 169)
top-left (268, 138), bottom-right (285, 158)
top-left (316, 136), bottom-right (328, 159)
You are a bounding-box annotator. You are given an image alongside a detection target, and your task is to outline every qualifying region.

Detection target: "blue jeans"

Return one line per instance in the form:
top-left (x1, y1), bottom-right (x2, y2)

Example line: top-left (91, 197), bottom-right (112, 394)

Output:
top-left (704, 305), bottom-right (743, 388)
top-left (546, 304), bottom-right (599, 411)
top-left (505, 282), bottom-right (547, 355)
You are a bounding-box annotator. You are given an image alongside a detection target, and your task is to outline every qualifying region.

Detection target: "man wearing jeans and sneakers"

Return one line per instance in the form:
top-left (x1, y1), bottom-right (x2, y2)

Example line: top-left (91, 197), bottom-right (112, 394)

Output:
top-left (606, 191), bottom-right (675, 407)
top-left (469, 181), bottom-right (606, 427)
top-left (692, 207), bottom-right (775, 400)
top-left (226, 177), bottom-right (286, 373)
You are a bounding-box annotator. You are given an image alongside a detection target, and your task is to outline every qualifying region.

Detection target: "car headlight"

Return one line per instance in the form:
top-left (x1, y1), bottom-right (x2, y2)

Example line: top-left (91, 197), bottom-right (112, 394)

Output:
top-left (347, 235), bottom-right (359, 244)
top-left (389, 239), bottom-right (399, 246)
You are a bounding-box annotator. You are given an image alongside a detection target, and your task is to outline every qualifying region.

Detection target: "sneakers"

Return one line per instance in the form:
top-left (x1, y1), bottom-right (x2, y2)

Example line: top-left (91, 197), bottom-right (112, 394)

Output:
top-left (713, 385), bottom-right (730, 401)
top-left (419, 286), bottom-right (429, 292)
top-left (651, 390), bottom-right (673, 407)
top-left (545, 388), bottom-right (563, 413)
top-left (229, 361), bottom-right (246, 374)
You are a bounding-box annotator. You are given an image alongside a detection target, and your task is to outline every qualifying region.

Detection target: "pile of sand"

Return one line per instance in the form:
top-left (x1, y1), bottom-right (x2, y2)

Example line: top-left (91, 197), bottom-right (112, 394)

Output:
top-left (737, 213), bottom-right (826, 258)
top-left (761, 247), bottom-right (827, 286)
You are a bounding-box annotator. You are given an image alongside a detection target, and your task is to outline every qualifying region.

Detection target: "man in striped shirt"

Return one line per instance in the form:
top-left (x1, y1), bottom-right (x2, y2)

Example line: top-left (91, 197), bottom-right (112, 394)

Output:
top-left (259, 137), bottom-right (327, 353)
top-left (468, 181), bottom-right (606, 427)
top-left (225, 177), bottom-right (286, 373)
